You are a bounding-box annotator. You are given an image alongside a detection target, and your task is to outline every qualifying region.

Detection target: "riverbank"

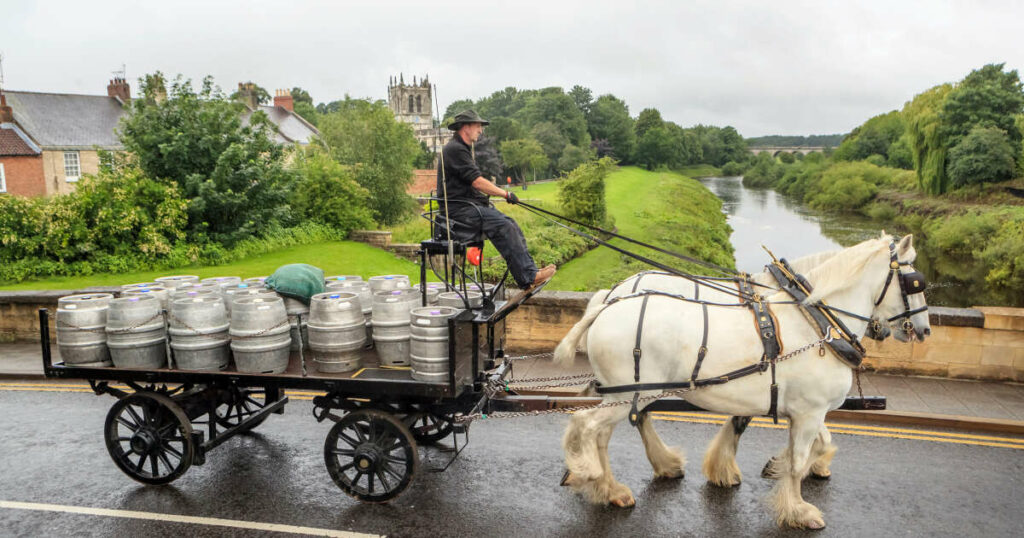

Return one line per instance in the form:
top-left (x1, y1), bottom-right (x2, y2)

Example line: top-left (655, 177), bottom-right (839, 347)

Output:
top-left (736, 155), bottom-right (1024, 307)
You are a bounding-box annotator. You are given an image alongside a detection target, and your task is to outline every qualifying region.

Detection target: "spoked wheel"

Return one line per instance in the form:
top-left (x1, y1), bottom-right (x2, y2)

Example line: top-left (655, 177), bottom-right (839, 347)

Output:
top-left (214, 387), bottom-right (271, 433)
top-left (104, 392), bottom-right (194, 485)
top-left (324, 409), bottom-right (418, 503)
top-left (406, 412), bottom-right (454, 445)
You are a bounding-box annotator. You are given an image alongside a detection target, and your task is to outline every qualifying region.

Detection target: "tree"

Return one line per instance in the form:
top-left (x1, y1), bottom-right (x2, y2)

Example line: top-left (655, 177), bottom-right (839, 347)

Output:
top-left (118, 74), bottom-right (295, 244)
top-left (515, 87), bottom-right (590, 146)
top-left (947, 126), bottom-right (1017, 188)
top-left (230, 82), bottom-right (270, 105)
top-left (412, 141), bottom-right (435, 169)
top-left (568, 85), bottom-right (593, 117)
top-left (557, 144), bottom-right (596, 173)
top-left (500, 138), bottom-right (549, 183)
top-left (634, 108), bottom-right (664, 138)
top-left (317, 98), bottom-right (420, 224)
top-left (941, 63), bottom-right (1024, 154)
top-left (591, 138), bottom-right (614, 158)
top-left (473, 135), bottom-right (506, 181)
top-left (587, 95), bottom-right (636, 161)
top-left (833, 110), bottom-right (905, 162)
top-left (444, 99), bottom-right (475, 120)
top-left (634, 125), bottom-right (675, 169)
top-left (903, 83), bottom-right (954, 194)
top-left (291, 148), bottom-right (374, 235)
top-left (486, 117), bottom-right (527, 142)
top-left (530, 122), bottom-right (569, 168)
top-left (290, 87), bottom-right (314, 105)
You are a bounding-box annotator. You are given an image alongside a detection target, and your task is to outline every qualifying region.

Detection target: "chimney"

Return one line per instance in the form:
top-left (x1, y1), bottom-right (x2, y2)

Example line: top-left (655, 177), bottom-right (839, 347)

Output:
top-left (236, 82), bottom-right (258, 109)
top-left (0, 94), bottom-right (13, 123)
top-left (273, 89), bottom-right (294, 112)
top-left (107, 77), bottom-right (131, 103)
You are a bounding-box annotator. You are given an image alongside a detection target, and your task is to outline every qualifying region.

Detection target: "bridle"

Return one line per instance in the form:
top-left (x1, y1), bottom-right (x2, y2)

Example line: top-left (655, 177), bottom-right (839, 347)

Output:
top-left (814, 240), bottom-right (928, 340)
top-left (873, 241), bottom-right (928, 335)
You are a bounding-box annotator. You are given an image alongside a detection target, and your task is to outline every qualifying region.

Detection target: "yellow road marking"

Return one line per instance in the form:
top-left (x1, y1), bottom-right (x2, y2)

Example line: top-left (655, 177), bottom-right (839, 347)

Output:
top-left (649, 411), bottom-right (1024, 444)
top-left (650, 415), bottom-right (1024, 450)
top-left (0, 500), bottom-right (378, 537)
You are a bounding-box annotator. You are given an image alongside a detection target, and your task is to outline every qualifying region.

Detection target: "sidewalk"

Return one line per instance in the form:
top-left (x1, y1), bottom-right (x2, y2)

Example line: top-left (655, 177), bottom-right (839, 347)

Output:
top-left (5, 343), bottom-right (1024, 424)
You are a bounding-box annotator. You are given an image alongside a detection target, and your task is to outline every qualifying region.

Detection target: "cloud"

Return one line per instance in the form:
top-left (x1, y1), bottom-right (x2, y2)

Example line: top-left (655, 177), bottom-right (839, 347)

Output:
top-left (2, 0), bottom-right (1021, 136)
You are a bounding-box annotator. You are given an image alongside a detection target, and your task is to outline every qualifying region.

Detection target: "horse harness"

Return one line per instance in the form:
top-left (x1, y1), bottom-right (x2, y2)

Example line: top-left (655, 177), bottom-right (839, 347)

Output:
top-left (593, 241), bottom-right (926, 426)
top-left (595, 273), bottom-right (787, 425)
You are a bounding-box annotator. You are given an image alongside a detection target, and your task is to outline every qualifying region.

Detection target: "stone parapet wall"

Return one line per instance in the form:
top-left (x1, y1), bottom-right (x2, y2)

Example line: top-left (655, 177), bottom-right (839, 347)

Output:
top-left (349, 230), bottom-right (392, 248)
top-left (2, 288), bottom-right (1022, 382)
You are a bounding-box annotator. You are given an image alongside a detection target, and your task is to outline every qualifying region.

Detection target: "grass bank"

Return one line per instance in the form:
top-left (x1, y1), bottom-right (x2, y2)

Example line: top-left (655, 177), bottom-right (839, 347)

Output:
top-left (0, 241), bottom-right (420, 291)
top-left (550, 167), bottom-right (734, 290)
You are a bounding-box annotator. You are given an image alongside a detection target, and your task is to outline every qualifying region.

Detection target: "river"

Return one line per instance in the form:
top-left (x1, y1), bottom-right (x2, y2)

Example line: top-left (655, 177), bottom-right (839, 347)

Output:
top-left (696, 175), bottom-right (1017, 308)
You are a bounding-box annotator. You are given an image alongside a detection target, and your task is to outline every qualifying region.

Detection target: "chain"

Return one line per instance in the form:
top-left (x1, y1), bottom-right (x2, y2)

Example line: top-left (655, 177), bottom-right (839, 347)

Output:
top-left (855, 366), bottom-right (866, 401)
top-left (455, 335), bottom-right (830, 424)
top-left (166, 311), bottom-right (293, 342)
top-left (57, 312), bottom-right (163, 334)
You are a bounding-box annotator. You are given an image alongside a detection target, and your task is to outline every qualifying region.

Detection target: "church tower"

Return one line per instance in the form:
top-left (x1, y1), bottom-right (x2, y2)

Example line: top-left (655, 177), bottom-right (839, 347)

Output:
top-left (388, 73), bottom-right (432, 128)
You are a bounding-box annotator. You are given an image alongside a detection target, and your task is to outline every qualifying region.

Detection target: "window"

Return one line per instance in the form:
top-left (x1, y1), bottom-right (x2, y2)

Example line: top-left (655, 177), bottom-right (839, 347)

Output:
top-left (0, 163), bottom-right (6, 193)
top-left (64, 151), bottom-right (80, 182)
top-left (408, 95), bottom-right (414, 113)
top-left (416, 95), bottom-right (422, 113)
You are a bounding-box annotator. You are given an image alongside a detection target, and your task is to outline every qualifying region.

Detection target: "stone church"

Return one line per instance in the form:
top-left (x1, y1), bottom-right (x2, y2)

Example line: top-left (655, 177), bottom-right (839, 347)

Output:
top-left (388, 74), bottom-right (446, 154)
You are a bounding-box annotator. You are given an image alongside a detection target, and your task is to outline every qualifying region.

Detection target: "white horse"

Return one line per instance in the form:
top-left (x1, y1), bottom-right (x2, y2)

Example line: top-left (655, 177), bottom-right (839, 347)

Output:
top-left (578, 249), bottom-right (861, 487)
top-left (556, 235), bottom-right (929, 529)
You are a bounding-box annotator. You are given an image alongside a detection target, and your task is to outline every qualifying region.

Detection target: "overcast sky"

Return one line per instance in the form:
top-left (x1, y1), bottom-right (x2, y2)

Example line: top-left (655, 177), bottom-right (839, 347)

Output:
top-left (2, 0), bottom-right (1021, 137)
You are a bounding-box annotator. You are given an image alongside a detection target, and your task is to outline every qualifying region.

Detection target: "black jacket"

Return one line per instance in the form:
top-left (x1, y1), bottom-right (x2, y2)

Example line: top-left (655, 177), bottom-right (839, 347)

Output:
top-left (436, 134), bottom-right (487, 207)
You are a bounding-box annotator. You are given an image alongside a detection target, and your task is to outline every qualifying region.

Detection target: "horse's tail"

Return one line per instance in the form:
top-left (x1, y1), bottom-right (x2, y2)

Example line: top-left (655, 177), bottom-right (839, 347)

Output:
top-left (579, 289), bottom-right (611, 353)
top-left (554, 302), bottom-right (611, 368)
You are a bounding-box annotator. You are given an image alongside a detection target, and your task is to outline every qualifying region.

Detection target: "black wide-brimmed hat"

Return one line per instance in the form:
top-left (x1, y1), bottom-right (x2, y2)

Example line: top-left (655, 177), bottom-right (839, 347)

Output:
top-left (447, 109), bottom-right (490, 131)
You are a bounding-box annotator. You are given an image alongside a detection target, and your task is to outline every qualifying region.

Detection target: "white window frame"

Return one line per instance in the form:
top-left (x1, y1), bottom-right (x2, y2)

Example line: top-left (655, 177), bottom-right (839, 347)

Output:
top-left (64, 151), bottom-right (81, 182)
top-left (0, 163), bottom-right (6, 193)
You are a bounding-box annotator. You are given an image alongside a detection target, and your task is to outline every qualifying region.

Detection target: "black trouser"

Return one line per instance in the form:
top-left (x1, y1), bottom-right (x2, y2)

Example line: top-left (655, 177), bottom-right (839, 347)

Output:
top-left (446, 203), bottom-right (539, 288)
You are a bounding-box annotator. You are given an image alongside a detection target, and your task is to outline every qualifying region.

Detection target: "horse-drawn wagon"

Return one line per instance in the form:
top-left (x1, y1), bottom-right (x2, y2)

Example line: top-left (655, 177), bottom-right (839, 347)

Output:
top-left (36, 197), bottom-right (923, 529)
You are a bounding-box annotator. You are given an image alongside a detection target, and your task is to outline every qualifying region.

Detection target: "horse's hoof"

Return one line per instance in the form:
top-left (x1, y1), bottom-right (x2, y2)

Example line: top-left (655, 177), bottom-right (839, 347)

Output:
top-left (655, 468), bottom-right (685, 480)
top-left (804, 518), bottom-right (826, 530)
top-left (560, 469), bottom-right (573, 486)
top-left (761, 458), bottom-right (777, 479)
top-left (810, 469), bottom-right (831, 480)
top-left (610, 493), bottom-right (636, 508)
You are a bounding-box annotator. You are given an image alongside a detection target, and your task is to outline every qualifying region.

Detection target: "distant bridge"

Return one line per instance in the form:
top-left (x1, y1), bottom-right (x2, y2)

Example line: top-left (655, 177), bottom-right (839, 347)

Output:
top-left (749, 146), bottom-right (826, 156)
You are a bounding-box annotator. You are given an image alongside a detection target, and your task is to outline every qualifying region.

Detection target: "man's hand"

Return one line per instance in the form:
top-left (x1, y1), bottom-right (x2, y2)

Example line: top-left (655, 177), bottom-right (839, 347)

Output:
top-left (505, 191), bottom-right (519, 204)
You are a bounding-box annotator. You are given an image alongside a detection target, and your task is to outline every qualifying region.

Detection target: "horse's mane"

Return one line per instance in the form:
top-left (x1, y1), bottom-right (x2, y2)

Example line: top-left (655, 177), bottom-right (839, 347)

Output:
top-left (801, 234), bottom-right (893, 304)
top-left (788, 249), bottom-right (839, 273)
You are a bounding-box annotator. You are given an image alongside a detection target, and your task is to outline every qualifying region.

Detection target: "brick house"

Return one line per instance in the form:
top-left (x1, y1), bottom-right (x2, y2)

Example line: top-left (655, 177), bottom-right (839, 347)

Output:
top-left (0, 80), bottom-right (319, 198)
top-left (0, 79), bottom-right (130, 197)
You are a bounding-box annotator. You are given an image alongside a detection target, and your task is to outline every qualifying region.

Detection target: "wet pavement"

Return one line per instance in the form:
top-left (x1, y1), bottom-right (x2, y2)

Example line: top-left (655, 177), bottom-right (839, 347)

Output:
top-left (1, 386), bottom-right (1023, 537)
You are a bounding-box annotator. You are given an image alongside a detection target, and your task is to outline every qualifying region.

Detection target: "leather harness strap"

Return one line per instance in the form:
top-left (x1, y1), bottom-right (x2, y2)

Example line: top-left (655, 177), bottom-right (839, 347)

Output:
top-left (628, 294), bottom-right (650, 427)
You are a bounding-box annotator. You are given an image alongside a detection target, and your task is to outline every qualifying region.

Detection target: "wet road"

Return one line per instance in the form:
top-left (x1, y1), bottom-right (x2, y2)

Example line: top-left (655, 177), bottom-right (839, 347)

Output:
top-left (1, 383), bottom-right (1023, 537)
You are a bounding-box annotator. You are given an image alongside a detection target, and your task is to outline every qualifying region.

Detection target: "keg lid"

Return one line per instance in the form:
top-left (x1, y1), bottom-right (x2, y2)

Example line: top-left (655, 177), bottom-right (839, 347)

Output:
top-left (329, 294), bottom-right (340, 299)
top-left (239, 283), bottom-right (248, 288)
top-left (128, 297), bottom-right (140, 302)
top-left (430, 310), bottom-right (440, 315)
top-left (385, 276), bottom-right (394, 280)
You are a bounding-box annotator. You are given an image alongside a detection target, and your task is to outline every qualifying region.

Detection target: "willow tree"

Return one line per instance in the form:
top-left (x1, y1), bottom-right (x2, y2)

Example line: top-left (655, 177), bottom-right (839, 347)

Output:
top-left (903, 83), bottom-right (953, 194)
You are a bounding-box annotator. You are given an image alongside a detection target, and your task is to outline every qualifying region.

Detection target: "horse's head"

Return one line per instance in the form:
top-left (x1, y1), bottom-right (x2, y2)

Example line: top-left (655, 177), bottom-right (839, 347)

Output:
top-left (871, 234), bottom-right (930, 343)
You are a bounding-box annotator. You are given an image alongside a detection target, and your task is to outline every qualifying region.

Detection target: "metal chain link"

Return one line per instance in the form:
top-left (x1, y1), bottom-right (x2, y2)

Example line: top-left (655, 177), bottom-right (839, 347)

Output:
top-left (57, 312), bottom-right (163, 334)
top-left (456, 335), bottom-right (831, 424)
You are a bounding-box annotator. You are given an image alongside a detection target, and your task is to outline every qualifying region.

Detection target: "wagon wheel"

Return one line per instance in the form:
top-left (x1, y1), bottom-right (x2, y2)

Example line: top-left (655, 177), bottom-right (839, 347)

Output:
top-left (324, 409), bottom-right (419, 503)
top-left (104, 391), bottom-right (194, 485)
top-left (406, 412), bottom-right (454, 445)
top-left (214, 387), bottom-right (270, 433)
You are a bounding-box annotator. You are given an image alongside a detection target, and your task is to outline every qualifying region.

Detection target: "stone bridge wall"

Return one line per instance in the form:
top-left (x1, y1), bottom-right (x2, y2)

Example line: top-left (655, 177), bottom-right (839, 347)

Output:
top-left (2, 290), bottom-right (1021, 382)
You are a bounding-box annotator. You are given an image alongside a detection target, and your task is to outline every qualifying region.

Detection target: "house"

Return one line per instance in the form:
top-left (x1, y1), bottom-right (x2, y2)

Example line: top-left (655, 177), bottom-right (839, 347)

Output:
top-left (0, 79), bottom-right (130, 196)
top-left (237, 84), bottom-right (319, 145)
top-left (0, 80), bottom-right (319, 198)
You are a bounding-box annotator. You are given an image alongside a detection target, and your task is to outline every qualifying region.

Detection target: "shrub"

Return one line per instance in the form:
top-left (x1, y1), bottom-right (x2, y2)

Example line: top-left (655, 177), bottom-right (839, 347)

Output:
top-left (290, 149), bottom-right (375, 235)
top-left (720, 161), bottom-right (746, 176)
top-left (557, 157), bottom-right (616, 227)
top-left (742, 153), bottom-right (783, 187)
top-left (946, 126), bottom-right (1017, 188)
